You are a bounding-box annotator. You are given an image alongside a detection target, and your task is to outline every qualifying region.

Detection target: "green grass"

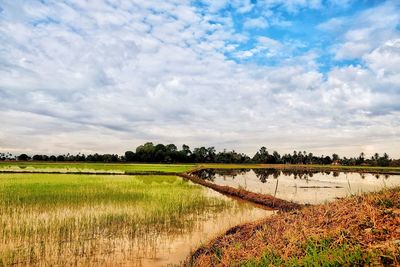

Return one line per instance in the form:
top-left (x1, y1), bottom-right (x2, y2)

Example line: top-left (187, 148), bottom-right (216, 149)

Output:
top-left (242, 239), bottom-right (373, 267)
top-left (0, 173), bottom-right (229, 265)
top-left (0, 162), bottom-right (196, 173)
top-left (1, 162), bottom-right (399, 175)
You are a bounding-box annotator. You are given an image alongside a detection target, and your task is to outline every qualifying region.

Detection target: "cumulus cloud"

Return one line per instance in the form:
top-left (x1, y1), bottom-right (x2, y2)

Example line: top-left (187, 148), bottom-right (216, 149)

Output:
top-left (0, 0), bottom-right (399, 157)
top-left (327, 2), bottom-right (400, 60)
top-left (243, 17), bottom-right (269, 29)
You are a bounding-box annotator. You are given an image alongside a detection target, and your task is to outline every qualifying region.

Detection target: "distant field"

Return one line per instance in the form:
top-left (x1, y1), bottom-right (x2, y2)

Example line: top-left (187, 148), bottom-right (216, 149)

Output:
top-left (0, 162), bottom-right (399, 174)
top-left (0, 162), bottom-right (196, 173)
top-left (0, 173), bottom-right (228, 266)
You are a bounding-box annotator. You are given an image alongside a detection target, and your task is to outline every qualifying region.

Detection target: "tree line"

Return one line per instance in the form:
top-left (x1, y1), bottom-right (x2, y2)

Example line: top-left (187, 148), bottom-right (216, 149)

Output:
top-left (1, 142), bottom-right (399, 167)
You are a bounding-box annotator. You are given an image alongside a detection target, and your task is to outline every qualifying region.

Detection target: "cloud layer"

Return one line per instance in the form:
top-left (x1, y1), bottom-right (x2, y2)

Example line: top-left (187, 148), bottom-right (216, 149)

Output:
top-left (0, 0), bottom-right (399, 157)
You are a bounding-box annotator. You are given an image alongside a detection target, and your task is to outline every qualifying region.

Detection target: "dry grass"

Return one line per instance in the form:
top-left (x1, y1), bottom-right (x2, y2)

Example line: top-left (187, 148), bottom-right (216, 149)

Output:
top-left (188, 187), bottom-right (400, 266)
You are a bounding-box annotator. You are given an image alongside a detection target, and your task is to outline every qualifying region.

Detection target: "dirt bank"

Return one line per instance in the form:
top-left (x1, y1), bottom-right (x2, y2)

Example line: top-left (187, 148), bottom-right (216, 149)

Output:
top-left (179, 173), bottom-right (303, 212)
top-left (187, 187), bottom-right (400, 266)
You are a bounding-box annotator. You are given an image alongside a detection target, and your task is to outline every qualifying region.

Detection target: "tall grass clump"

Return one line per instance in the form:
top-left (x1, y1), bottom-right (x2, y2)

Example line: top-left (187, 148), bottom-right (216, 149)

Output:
top-left (0, 174), bottom-right (229, 265)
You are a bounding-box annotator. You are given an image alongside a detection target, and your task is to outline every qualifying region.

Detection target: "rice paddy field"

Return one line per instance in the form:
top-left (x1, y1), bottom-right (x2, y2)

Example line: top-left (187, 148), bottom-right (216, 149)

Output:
top-left (1, 163), bottom-right (399, 266)
top-left (1, 162), bottom-right (399, 175)
top-left (0, 173), bottom-right (269, 266)
top-left (0, 162), bottom-right (196, 174)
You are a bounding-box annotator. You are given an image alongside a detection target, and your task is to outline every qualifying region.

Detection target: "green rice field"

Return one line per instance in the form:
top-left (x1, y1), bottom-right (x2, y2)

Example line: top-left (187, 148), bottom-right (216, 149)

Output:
top-left (1, 162), bottom-right (399, 175)
top-left (0, 162), bottom-right (196, 174)
top-left (0, 173), bottom-right (234, 266)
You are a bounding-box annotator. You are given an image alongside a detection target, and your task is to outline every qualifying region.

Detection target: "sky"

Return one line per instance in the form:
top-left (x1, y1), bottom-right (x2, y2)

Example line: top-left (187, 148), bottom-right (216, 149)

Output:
top-left (0, 0), bottom-right (400, 158)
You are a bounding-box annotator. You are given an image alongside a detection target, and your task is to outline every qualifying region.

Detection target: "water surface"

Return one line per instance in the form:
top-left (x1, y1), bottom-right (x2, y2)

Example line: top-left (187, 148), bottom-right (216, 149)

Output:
top-left (193, 168), bottom-right (400, 204)
top-left (140, 189), bottom-right (272, 266)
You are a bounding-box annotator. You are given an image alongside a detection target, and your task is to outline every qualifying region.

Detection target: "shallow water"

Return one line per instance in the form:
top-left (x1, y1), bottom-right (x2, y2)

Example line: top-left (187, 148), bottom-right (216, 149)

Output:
top-left (193, 169), bottom-right (400, 205)
top-left (62, 192), bottom-right (271, 267)
top-left (131, 187), bottom-right (273, 266)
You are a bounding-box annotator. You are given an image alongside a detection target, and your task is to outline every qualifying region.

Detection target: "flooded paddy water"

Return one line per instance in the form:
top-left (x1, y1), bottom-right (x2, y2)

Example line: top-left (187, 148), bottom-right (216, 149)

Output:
top-left (193, 168), bottom-right (400, 204)
top-left (138, 192), bottom-right (272, 266)
top-left (125, 187), bottom-right (272, 266)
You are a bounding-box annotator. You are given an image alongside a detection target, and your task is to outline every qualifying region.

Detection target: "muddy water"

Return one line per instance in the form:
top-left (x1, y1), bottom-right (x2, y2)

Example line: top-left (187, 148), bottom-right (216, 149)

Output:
top-left (132, 187), bottom-right (273, 266)
top-left (193, 169), bottom-right (400, 205)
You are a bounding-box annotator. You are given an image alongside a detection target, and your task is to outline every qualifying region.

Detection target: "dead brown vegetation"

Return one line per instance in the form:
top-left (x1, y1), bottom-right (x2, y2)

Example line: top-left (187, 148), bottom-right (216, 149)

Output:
top-left (188, 187), bottom-right (400, 266)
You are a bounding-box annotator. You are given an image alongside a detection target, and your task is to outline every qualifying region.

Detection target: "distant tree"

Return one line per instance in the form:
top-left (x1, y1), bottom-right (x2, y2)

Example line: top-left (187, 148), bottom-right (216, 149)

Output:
top-left (272, 151), bottom-right (281, 163)
top-left (8, 142), bottom-right (399, 166)
top-left (378, 153), bottom-right (390, 166)
top-left (323, 156), bottom-right (332, 165)
top-left (178, 144), bottom-right (192, 162)
top-left (154, 144), bottom-right (166, 162)
top-left (307, 153), bottom-right (313, 164)
top-left (193, 147), bottom-right (208, 162)
top-left (166, 144), bottom-right (177, 152)
top-left (181, 144), bottom-right (191, 156)
top-left (253, 147), bottom-right (269, 163)
top-left (32, 155), bottom-right (43, 161)
top-left (206, 147), bottom-right (216, 162)
top-left (124, 151), bottom-right (136, 162)
top-left (136, 142), bottom-right (155, 162)
top-left (17, 154), bottom-right (30, 161)
top-left (165, 144), bottom-right (178, 162)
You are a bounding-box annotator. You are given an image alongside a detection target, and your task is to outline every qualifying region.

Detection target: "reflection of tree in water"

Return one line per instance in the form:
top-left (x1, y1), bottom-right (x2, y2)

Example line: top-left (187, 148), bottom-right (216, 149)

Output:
top-left (193, 169), bottom-right (217, 181)
top-left (252, 169), bottom-right (322, 183)
top-left (193, 168), bottom-right (250, 181)
top-left (253, 169), bottom-right (280, 183)
top-left (193, 168), bottom-right (393, 184)
top-left (281, 169), bottom-right (319, 181)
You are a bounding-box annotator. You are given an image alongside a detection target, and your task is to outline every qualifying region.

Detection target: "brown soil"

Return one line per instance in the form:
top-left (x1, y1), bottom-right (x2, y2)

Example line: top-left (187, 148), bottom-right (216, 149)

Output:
top-left (187, 188), bottom-right (400, 266)
top-left (179, 173), bottom-right (303, 212)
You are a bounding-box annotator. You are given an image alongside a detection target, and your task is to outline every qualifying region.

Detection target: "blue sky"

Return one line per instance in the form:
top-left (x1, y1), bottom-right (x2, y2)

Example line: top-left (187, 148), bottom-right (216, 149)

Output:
top-left (217, 0), bottom-right (389, 70)
top-left (0, 0), bottom-right (400, 157)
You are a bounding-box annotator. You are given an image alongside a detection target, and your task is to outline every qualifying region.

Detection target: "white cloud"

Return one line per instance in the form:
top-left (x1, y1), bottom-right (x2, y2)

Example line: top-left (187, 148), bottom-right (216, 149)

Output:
top-left (243, 17), bottom-right (269, 29)
top-left (364, 39), bottom-right (400, 76)
top-left (235, 1), bottom-right (254, 13)
top-left (0, 0), bottom-right (399, 157)
top-left (327, 2), bottom-right (400, 60)
top-left (317, 17), bottom-right (348, 32)
top-left (201, 0), bottom-right (229, 13)
top-left (256, 0), bottom-right (323, 13)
